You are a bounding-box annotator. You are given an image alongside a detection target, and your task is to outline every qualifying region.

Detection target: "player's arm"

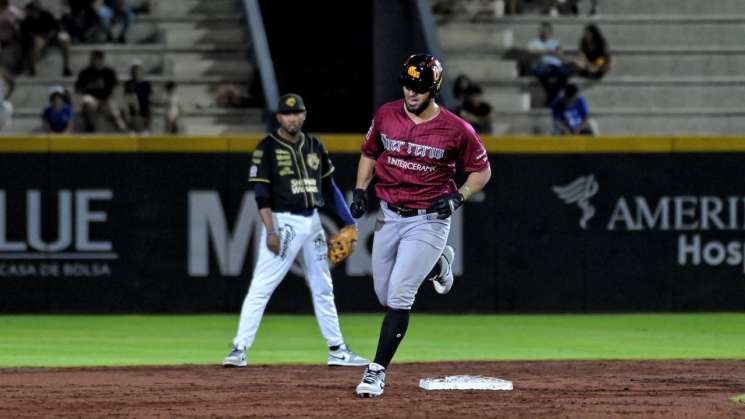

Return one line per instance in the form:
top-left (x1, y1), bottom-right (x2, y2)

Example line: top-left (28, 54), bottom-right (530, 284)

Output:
top-left (250, 142), bottom-right (279, 254)
top-left (431, 125), bottom-right (492, 219)
top-left (458, 167), bottom-right (491, 201)
top-left (349, 155), bottom-right (375, 219)
top-left (255, 183), bottom-right (279, 255)
top-left (354, 154), bottom-right (375, 190)
top-left (322, 176), bottom-right (355, 226)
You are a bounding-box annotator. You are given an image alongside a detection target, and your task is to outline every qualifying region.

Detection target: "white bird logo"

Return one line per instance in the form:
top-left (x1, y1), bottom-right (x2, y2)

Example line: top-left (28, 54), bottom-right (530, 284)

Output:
top-left (552, 175), bottom-right (599, 229)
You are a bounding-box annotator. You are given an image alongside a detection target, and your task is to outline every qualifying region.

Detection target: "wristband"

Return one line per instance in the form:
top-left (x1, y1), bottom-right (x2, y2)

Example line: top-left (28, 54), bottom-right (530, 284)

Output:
top-left (458, 184), bottom-right (473, 201)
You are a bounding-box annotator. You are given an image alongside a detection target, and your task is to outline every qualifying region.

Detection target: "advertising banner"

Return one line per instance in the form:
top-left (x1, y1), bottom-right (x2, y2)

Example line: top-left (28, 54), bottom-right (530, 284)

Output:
top-left (1, 138), bottom-right (743, 312)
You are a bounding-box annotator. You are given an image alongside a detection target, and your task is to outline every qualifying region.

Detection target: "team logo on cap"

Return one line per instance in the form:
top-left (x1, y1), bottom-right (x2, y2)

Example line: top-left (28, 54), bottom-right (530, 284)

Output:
top-left (286, 97), bottom-right (297, 107)
top-left (407, 66), bottom-right (420, 79)
top-left (306, 153), bottom-right (320, 170)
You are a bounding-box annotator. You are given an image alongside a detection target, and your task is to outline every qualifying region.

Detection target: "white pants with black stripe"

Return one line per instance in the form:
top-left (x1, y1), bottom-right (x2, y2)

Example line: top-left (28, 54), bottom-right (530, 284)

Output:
top-left (232, 211), bottom-right (344, 349)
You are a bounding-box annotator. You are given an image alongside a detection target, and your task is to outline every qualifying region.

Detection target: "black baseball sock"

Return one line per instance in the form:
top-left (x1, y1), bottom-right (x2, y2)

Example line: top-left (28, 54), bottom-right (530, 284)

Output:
top-left (373, 308), bottom-right (410, 368)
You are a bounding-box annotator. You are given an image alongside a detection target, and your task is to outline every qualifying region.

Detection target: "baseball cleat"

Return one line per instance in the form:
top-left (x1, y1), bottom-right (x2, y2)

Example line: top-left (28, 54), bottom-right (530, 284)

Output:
top-left (355, 363), bottom-right (386, 398)
top-left (222, 346), bottom-right (247, 368)
top-left (328, 344), bottom-right (370, 367)
top-left (432, 245), bottom-right (455, 295)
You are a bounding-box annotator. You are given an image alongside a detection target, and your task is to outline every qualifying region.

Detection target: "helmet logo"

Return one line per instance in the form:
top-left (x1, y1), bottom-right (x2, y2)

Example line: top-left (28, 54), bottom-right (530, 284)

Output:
top-left (286, 97), bottom-right (297, 107)
top-left (431, 62), bottom-right (442, 82)
top-left (407, 66), bottom-right (421, 79)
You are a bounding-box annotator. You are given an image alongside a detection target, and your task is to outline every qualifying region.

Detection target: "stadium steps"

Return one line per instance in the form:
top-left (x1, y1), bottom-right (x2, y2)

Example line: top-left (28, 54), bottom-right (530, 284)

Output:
top-left (6, 107), bottom-right (263, 136)
top-left (434, 4), bottom-right (745, 134)
top-left (151, 0), bottom-right (242, 17)
top-left (478, 76), bottom-right (745, 111)
top-left (439, 15), bottom-right (745, 49)
top-left (601, 0), bottom-right (745, 15)
top-left (11, 76), bottom-right (253, 110)
top-left (496, 108), bottom-right (745, 135)
top-left (12, 0), bottom-right (262, 135)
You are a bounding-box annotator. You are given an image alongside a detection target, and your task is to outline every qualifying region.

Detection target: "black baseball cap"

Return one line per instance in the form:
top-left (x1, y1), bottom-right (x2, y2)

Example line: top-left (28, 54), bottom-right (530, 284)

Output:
top-left (277, 93), bottom-right (306, 113)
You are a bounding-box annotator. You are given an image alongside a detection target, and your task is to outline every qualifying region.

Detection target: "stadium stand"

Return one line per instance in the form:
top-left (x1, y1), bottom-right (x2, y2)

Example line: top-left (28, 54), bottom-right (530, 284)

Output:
top-left (434, 0), bottom-right (745, 134)
top-left (4, 0), bottom-right (264, 134)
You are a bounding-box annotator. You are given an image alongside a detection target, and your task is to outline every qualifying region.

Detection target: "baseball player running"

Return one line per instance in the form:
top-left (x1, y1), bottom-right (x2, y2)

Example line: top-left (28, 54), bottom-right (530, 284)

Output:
top-left (222, 93), bottom-right (368, 368)
top-left (350, 54), bottom-right (491, 397)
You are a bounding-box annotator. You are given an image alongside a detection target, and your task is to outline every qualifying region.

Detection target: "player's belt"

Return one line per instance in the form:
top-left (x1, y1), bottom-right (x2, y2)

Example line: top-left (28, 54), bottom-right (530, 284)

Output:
top-left (289, 208), bottom-right (315, 217)
top-left (385, 202), bottom-right (436, 218)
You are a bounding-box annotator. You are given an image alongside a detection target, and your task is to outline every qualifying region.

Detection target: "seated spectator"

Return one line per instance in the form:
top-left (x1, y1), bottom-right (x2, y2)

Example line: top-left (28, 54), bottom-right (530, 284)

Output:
top-left (164, 81), bottom-right (182, 134)
top-left (21, 1), bottom-right (73, 77)
top-left (74, 50), bottom-right (126, 132)
top-left (61, 0), bottom-right (99, 43)
top-left (214, 84), bottom-right (253, 108)
top-left (550, 83), bottom-right (595, 136)
top-left (95, 0), bottom-right (135, 43)
top-left (123, 59), bottom-right (151, 133)
top-left (545, 0), bottom-right (597, 15)
top-left (571, 24), bottom-right (611, 80)
top-left (528, 21), bottom-right (571, 106)
top-left (452, 74), bottom-right (474, 108)
top-left (456, 85), bottom-right (493, 134)
top-left (0, 0), bottom-right (23, 73)
top-left (42, 86), bottom-right (74, 134)
top-left (0, 67), bottom-right (13, 131)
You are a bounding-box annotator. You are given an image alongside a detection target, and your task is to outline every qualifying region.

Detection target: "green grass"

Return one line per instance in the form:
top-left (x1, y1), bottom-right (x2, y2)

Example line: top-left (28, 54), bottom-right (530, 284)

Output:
top-left (1, 313), bottom-right (745, 367)
top-left (731, 394), bottom-right (745, 405)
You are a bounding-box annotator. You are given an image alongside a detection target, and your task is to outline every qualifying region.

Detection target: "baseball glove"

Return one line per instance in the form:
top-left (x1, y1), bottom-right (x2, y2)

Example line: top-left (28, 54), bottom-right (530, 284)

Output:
top-left (328, 225), bottom-right (358, 264)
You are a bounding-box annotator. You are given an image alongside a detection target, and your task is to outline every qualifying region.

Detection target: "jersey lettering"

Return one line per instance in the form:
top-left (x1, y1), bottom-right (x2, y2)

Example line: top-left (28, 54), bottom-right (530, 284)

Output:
top-left (381, 133), bottom-right (445, 160)
top-left (386, 156), bottom-right (436, 173)
top-left (290, 178), bottom-right (318, 194)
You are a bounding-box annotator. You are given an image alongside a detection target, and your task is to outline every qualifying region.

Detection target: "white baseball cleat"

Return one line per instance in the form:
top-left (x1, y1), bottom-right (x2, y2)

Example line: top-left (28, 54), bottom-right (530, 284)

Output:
top-left (431, 245), bottom-right (455, 295)
top-left (222, 346), bottom-right (247, 368)
top-left (356, 363), bottom-right (386, 398)
top-left (327, 344), bottom-right (370, 367)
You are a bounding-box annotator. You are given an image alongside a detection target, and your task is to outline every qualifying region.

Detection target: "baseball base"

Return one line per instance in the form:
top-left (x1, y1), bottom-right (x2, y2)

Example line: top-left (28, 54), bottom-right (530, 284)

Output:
top-left (419, 375), bottom-right (513, 391)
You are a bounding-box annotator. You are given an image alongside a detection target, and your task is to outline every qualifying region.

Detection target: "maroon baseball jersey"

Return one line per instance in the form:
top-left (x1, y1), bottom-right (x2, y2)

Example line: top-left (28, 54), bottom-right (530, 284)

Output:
top-left (361, 99), bottom-right (490, 208)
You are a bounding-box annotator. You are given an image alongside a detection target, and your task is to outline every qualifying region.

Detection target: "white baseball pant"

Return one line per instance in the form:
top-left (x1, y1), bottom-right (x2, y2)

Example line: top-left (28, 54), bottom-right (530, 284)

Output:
top-left (232, 211), bottom-right (344, 349)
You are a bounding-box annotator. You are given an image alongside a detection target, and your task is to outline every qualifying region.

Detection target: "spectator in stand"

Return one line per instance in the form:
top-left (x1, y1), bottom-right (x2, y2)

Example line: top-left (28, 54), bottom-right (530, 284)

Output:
top-left (75, 50), bottom-right (126, 132)
top-left (95, 0), bottom-right (135, 43)
top-left (545, 0), bottom-right (597, 15)
top-left (452, 74), bottom-right (474, 108)
top-left (572, 24), bottom-right (611, 80)
top-left (528, 21), bottom-right (571, 106)
top-left (0, 0), bottom-right (23, 73)
top-left (550, 83), bottom-right (595, 136)
top-left (21, 0), bottom-right (73, 77)
top-left (164, 81), bottom-right (182, 134)
top-left (42, 86), bottom-right (74, 134)
top-left (0, 67), bottom-right (14, 130)
top-left (61, 0), bottom-right (99, 43)
top-left (456, 85), bottom-right (493, 134)
top-left (123, 59), bottom-right (152, 133)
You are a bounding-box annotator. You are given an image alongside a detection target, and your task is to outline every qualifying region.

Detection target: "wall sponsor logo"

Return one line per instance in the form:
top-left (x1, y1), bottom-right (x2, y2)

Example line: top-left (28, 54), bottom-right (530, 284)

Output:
top-left (188, 190), bottom-right (464, 278)
top-left (0, 189), bottom-right (115, 278)
top-left (188, 191), bottom-right (337, 277)
top-left (553, 176), bottom-right (745, 274)
top-left (552, 174), bottom-right (598, 229)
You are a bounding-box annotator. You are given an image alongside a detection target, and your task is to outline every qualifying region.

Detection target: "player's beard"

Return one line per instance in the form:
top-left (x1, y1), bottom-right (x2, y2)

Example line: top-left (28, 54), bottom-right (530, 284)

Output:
top-left (405, 94), bottom-right (432, 115)
top-left (283, 125), bottom-right (300, 136)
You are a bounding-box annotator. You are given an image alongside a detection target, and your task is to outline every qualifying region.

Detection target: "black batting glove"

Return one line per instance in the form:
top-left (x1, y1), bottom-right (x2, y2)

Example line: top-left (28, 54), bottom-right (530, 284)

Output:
top-left (350, 188), bottom-right (367, 219)
top-left (430, 192), bottom-right (464, 220)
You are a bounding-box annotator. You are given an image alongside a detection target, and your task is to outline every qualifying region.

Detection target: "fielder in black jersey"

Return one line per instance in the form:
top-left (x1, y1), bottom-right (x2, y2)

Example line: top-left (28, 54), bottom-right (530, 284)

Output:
top-left (249, 129), bottom-right (335, 213)
top-left (223, 93), bottom-right (368, 368)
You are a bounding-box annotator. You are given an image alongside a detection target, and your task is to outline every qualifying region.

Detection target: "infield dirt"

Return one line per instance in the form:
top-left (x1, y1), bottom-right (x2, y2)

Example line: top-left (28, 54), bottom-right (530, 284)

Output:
top-left (2, 360), bottom-right (744, 418)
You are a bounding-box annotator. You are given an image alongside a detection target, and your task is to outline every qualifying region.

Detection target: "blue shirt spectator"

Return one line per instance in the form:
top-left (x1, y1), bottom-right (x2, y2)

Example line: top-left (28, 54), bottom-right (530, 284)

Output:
top-left (43, 89), bottom-right (74, 133)
top-left (551, 84), bottom-right (593, 135)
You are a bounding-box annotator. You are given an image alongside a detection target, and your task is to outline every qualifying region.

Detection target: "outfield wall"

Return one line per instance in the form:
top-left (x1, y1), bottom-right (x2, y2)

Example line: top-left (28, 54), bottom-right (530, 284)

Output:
top-left (1, 135), bottom-right (744, 313)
